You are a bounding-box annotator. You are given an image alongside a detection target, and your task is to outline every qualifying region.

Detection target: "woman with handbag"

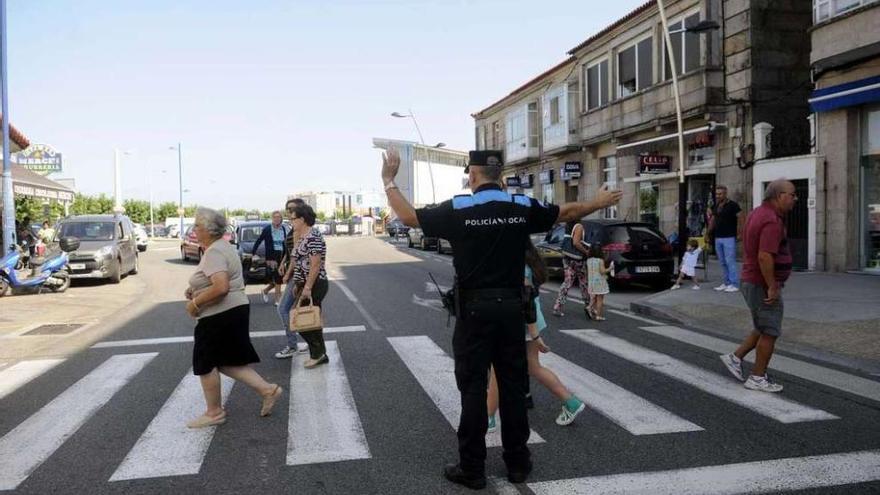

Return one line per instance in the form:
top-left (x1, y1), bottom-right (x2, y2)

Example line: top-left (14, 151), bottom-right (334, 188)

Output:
top-left (184, 207), bottom-right (283, 428)
top-left (289, 203), bottom-right (330, 369)
top-left (552, 221), bottom-right (591, 317)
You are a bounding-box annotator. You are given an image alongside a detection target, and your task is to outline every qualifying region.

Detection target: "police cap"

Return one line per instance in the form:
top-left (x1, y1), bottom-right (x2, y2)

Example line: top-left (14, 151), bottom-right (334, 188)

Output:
top-left (464, 150), bottom-right (503, 173)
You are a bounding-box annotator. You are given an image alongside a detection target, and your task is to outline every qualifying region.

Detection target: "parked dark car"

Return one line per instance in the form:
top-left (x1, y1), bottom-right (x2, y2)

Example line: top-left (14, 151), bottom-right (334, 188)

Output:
top-left (233, 221), bottom-right (271, 282)
top-left (437, 237), bottom-right (453, 255)
top-left (386, 219), bottom-right (410, 238)
top-left (534, 231), bottom-right (565, 279)
top-left (57, 214), bottom-right (139, 284)
top-left (407, 227), bottom-right (438, 250)
top-left (181, 224), bottom-right (234, 262)
top-left (538, 220), bottom-right (674, 288)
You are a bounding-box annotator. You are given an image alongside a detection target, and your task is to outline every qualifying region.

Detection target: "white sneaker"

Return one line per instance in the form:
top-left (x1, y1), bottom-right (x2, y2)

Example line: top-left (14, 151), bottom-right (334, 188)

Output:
top-left (692, 285), bottom-right (701, 290)
top-left (261, 292), bottom-right (270, 303)
top-left (714, 284), bottom-right (729, 291)
top-left (671, 284), bottom-right (681, 290)
top-left (274, 346), bottom-right (295, 359)
top-left (555, 401), bottom-right (586, 426)
top-left (719, 353), bottom-right (744, 382)
top-left (744, 374), bottom-right (784, 393)
top-left (724, 286), bottom-right (740, 293)
top-left (297, 343), bottom-right (310, 354)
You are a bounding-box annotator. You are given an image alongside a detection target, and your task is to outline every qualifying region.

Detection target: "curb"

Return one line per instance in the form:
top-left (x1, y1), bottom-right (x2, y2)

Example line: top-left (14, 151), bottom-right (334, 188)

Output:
top-left (629, 298), bottom-right (880, 378)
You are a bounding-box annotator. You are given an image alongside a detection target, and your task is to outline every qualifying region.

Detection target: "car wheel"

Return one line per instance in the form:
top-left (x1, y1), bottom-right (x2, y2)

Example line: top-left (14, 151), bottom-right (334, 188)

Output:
top-left (110, 259), bottom-right (122, 284)
top-left (138, 245), bottom-right (147, 252)
top-left (650, 279), bottom-right (671, 291)
top-left (130, 255), bottom-right (139, 275)
top-left (51, 270), bottom-right (70, 293)
top-left (181, 247), bottom-right (188, 262)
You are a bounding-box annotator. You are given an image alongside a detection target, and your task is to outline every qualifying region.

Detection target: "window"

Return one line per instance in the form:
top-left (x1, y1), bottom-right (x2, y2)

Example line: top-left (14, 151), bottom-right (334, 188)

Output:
top-left (664, 12), bottom-right (702, 79)
top-left (550, 97), bottom-right (560, 125)
top-left (585, 59), bottom-right (609, 110)
top-left (477, 125), bottom-right (486, 150)
top-left (528, 102), bottom-right (540, 148)
top-left (601, 156), bottom-right (618, 219)
top-left (814, 0), bottom-right (878, 23)
top-left (492, 121), bottom-right (500, 149)
top-left (639, 182), bottom-right (660, 228)
top-left (618, 37), bottom-right (653, 98)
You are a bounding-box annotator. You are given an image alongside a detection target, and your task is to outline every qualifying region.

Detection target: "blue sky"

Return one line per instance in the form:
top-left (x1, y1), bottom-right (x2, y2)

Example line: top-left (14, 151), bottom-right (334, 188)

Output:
top-left (7, 0), bottom-right (646, 211)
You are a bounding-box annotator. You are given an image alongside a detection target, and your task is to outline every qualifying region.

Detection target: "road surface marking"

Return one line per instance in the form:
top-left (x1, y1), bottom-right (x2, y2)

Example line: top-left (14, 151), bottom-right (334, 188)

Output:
top-left (528, 449), bottom-right (880, 495)
top-left (91, 326), bottom-right (366, 348)
top-left (331, 279), bottom-right (382, 331)
top-left (608, 309), bottom-right (666, 326)
top-left (388, 335), bottom-right (544, 447)
top-left (109, 370), bottom-right (234, 481)
top-left (639, 325), bottom-right (880, 404)
top-left (412, 294), bottom-right (444, 311)
top-left (562, 330), bottom-right (838, 423)
top-left (0, 353), bottom-right (157, 490)
top-left (287, 341), bottom-right (371, 465)
top-left (541, 352), bottom-right (703, 435)
top-left (0, 359), bottom-right (65, 400)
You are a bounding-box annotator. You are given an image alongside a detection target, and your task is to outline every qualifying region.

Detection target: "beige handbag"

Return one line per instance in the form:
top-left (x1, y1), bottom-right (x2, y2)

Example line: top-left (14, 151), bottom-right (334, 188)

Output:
top-left (291, 297), bottom-right (322, 332)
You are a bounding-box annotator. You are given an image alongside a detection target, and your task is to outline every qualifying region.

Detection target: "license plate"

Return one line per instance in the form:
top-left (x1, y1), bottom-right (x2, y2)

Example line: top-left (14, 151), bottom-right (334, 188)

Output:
top-left (635, 266), bottom-right (660, 273)
top-left (69, 263), bottom-right (86, 270)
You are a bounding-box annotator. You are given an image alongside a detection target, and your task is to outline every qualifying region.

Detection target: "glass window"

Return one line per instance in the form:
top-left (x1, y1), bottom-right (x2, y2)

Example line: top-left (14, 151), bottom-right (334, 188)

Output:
top-left (58, 222), bottom-right (117, 241)
top-left (542, 183), bottom-right (555, 204)
top-left (586, 60), bottom-right (609, 110)
top-left (528, 102), bottom-right (540, 148)
top-left (618, 37), bottom-right (653, 98)
top-left (665, 13), bottom-right (702, 79)
top-left (863, 107), bottom-right (880, 271)
top-left (814, 0), bottom-right (879, 23)
top-left (550, 97), bottom-right (560, 125)
top-left (601, 156), bottom-right (618, 219)
top-left (639, 182), bottom-right (660, 228)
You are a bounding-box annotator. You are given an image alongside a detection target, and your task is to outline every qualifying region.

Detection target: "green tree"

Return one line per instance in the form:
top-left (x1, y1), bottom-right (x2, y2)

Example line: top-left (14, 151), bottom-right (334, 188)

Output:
top-left (122, 199), bottom-right (151, 224)
top-left (156, 202), bottom-right (179, 223)
top-left (315, 211), bottom-right (327, 222)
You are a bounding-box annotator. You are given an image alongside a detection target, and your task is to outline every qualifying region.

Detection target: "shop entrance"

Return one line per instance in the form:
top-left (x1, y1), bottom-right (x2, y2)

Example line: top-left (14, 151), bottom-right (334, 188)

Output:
top-left (565, 183), bottom-right (579, 203)
top-left (763, 179), bottom-right (808, 270)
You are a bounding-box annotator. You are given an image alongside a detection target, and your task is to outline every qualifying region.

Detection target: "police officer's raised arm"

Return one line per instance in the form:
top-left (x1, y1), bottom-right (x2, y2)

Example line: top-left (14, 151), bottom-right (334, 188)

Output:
top-left (556, 185), bottom-right (623, 223)
top-left (381, 147), bottom-right (420, 228)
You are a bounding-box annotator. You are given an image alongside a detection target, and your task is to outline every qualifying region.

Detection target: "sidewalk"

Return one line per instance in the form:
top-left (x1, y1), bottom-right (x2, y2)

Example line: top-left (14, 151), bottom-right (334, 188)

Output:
top-left (632, 258), bottom-right (880, 374)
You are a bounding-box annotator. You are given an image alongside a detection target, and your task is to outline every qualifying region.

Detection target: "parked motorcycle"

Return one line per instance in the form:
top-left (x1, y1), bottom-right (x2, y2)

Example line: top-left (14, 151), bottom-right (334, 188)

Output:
top-left (0, 237), bottom-right (80, 297)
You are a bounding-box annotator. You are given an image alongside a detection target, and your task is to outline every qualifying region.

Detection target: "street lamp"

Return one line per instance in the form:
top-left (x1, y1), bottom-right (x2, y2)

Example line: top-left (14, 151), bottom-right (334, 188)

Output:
top-left (148, 169), bottom-right (167, 237)
top-left (391, 109), bottom-right (437, 204)
top-left (168, 143), bottom-right (184, 239)
top-left (113, 149), bottom-right (133, 214)
top-left (656, 1), bottom-right (719, 255)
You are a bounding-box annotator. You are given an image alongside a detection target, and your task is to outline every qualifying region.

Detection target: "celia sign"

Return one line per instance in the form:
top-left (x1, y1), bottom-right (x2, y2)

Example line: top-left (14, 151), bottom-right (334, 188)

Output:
top-left (638, 155), bottom-right (671, 174)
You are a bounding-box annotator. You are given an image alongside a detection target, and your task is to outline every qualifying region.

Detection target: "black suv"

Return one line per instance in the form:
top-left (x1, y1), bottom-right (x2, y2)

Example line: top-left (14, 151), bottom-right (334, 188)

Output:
top-left (539, 219), bottom-right (674, 288)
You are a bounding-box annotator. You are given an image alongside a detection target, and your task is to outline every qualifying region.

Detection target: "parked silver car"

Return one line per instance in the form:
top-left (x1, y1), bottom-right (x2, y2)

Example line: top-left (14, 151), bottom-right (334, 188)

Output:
top-left (57, 215), bottom-right (139, 284)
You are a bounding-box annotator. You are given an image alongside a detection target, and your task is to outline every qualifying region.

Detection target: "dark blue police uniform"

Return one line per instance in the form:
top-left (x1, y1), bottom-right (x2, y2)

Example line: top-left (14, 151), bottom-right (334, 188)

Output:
top-left (416, 181), bottom-right (559, 479)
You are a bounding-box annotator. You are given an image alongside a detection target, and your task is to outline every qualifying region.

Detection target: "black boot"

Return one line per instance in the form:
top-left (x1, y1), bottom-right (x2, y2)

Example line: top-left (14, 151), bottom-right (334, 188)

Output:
top-left (443, 464), bottom-right (486, 490)
top-left (507, 460), bottom-right (533, 484)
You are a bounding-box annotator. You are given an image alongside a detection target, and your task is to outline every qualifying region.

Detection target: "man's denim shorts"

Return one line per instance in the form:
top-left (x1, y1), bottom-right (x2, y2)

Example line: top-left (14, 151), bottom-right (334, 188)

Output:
top-left (741, 282), bottom-right (783, 337)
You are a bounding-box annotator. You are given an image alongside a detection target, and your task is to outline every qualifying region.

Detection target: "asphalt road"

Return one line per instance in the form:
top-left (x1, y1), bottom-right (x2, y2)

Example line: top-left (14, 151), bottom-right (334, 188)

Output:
top-left (1, 236), bottom-right (879, 494)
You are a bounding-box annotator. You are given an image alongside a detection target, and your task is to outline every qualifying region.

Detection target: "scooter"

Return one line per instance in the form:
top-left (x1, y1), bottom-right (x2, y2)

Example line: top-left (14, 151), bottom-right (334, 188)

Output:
top-left (0, 237), bottom-right (80, 297)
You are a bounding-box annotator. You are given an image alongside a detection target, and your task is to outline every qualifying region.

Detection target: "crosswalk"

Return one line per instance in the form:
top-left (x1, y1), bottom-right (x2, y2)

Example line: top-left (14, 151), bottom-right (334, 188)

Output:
top-left (0, 320), bottom-right (878, 492)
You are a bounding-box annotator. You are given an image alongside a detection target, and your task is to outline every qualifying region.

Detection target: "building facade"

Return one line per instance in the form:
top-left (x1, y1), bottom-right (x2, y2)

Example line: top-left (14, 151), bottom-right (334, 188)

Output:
top-left (472, 0), bottom-right (816, 266)
top-left (809, 0), bottom-right (880, 273)
top-left (290, 190), bottom-right (388, 219)
top-left (372, 138), bottom-right (468, 209)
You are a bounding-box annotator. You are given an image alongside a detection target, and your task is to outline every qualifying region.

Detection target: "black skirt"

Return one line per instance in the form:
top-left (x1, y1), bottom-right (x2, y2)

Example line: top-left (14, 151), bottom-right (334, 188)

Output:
top-left (192, 304), bottom-right (260, 375)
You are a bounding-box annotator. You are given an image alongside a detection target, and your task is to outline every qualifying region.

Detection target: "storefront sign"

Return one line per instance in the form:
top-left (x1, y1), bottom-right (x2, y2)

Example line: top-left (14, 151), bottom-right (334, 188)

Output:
top-left (561, 161), bottom-right (582, 181)
top-left (13, 183), bottom-right (74, 202)
top-left (506, 176), bottom-right (521, 188)
top-left (639, 155), bottom-right (672, 174)
top-left (539, 169), bottom-right (554, 185)
top-left (12, 144), bottom-right (63, 175)
top-left (519, 173), bottom-right (533, 188)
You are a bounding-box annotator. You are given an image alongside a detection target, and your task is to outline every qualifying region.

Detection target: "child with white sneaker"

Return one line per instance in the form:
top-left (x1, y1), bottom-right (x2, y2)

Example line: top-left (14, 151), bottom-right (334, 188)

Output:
top-left (672, 239), bottom-right (702, 290)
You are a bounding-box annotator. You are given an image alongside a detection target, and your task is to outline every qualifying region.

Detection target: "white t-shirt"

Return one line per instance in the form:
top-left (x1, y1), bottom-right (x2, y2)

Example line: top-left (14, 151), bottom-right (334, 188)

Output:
top-left (681, 247), bottom-right (702, 276)
top-left (188, 239), bottom-right (249, 319)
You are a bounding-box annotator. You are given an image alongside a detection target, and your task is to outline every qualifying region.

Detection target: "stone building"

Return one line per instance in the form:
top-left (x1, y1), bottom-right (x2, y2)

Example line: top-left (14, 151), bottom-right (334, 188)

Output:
top-left (808, 0), bottom-right (880, 273)
top-left (472, 0), bottom-right (814, 265)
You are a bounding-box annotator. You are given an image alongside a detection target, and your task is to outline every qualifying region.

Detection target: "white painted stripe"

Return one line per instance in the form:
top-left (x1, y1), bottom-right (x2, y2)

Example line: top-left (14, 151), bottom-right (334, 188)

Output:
top-left (332, 279), bottom-right (382, 331)
top-left (528, 449), bottom-right (880, 495)
top-left (0, 359), bottom-right (65, 400)
top-left (639, 325), bottom-right (880, 404)
top-left (562, 330), bottom-right (838, 423)
top-left (109, 371), bottom-right (234, 481)
top-left (608, 309), bottom-right (665, 326)
top-left (388, 336), bottom-right (544, 446)
top-left (91, 326), bottom-right (367, 349)
top-left (0, 353), bottom-right (157, 490)
top-left (541, 352), bottom-right (703, 435)
top-left (488, 475), bottom-right (521, 495)
top-left (287, 341), bottom-right (370, 465)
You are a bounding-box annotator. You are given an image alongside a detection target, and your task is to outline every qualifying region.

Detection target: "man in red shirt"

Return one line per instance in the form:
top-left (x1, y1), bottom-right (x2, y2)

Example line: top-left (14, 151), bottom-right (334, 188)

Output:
top-left (719, 179), bottom-right (797, 393)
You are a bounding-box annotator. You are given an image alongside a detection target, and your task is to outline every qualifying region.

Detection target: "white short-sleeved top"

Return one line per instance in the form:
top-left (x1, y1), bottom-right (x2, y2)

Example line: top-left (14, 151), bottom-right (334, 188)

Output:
top-left (188, 239), bottom-right (249, 319)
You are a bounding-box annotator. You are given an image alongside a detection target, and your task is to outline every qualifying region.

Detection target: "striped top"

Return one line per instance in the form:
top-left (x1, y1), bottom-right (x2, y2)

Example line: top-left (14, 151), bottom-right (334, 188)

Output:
top-left (293, 228), bottom-right (327, 285)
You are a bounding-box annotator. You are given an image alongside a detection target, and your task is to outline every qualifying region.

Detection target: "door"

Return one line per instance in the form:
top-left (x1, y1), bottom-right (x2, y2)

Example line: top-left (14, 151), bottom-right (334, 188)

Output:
top-left (785, 179), bottom-right (809, 270)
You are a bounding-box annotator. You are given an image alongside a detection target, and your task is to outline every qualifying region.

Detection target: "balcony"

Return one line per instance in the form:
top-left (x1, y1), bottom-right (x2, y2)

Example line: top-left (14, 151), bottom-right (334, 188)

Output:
top-left (580, 68), bottom-right (723, 144)
top-left (542, 82), bottom-right (581, 155)
top-left (505, 102), bottom-right (540, 165)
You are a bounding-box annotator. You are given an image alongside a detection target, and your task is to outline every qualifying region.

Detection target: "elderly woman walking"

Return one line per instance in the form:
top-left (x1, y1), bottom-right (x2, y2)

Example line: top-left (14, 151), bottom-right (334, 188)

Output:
top-left (287, 203), bottom-right (330, 369)
top-left (185, 207), bottom-right (283, 428)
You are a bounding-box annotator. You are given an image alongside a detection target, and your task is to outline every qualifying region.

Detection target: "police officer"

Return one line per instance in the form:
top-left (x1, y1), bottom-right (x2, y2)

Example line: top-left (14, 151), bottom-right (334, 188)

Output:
top-left (381, 147), bottom-right (621, 489)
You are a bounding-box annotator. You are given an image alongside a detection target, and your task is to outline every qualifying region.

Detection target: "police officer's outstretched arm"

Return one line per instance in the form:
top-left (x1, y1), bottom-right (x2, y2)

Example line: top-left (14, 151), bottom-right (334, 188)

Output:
top-left (556, 185), bottom-right (623, 223)
top-left (381, 147), bottom-right (419, 228)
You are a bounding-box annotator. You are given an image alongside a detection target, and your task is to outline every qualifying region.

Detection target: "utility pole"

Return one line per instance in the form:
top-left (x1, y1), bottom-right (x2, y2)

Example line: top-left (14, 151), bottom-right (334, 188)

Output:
top-left (1, 0), bottom-right (15, 254)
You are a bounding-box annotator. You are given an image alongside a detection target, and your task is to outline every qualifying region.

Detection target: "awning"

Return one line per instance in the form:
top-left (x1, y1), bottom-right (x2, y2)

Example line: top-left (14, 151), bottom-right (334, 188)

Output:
top-left (3, 163), bottom-right (75, 202)
top-left (623, 167), bottom-right (715, 183)
top-left (615, 123), bottom-right (726, 156)
top-left (809, 75), bottom-right (880, 113)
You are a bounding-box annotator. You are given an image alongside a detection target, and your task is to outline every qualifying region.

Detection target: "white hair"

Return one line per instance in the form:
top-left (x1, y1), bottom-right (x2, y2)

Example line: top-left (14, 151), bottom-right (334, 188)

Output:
top-left (196, 207), bottom-right (227, 238)
top-left (763, 178), bottom-right (790, 201)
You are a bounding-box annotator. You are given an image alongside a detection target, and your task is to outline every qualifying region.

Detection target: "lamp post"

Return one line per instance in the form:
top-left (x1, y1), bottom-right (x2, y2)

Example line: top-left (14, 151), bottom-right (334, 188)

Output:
top-left (113, 149), bottom-right (132, 214)
top-left (0, 0), bottom-right (14, 254)
top-left (656, 0), bottom-right (719, 255)
top-left (169, 143), bottom-right (183, 238)
top-left (148, 169), bottom-right (167, 237)
top-left (391, 110), bottom-right (438, 204)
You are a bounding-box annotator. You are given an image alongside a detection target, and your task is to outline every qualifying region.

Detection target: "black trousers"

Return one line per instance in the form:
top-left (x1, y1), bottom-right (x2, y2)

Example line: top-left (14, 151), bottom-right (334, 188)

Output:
top-left (295, 278), bottom-right (329, 360)
top-left (452, 312), bottom-right (531, 474)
